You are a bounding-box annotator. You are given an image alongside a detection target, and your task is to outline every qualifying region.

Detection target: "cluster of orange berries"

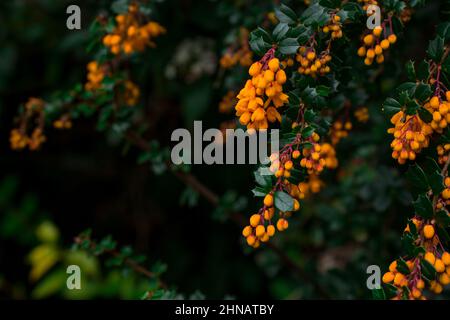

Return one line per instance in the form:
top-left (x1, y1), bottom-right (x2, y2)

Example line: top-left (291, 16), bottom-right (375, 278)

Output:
top-left (330, 120), bottom-right (352, 145)
top-left (242, 191), bottom-right (298, 248)
top-left (298, 175), bottom-right (323, 197)
top-left (53, 117), bottom-right (72, 130)
top-left (269, 152), bottom-right (295, 179)
top-left (220, 28), bottom-right (253, 69)
top-left (354, 107), bottom-right (369, 123)
top-left (10, 128), bottom-right (46, 151)
top-left (437, 143), bottom-right (450, 165)
top-left (387, 111), bottom-right (433, 164)
top-left (357, 26), bottom-right (397, 66)
top-left (219, 91), bottom-right (237, 114)
top-left (122, 80), bottom-right (140, 106)
top-left (102, 3), bottom-right (165, 55)
top-left (235, 57), bottom-right (288, 130)
top-left (10, 98), bottom-right (47, 151)
top-left (85, 61), bottom-right (105, 91)
top-left (300, 135), bottom-right (338, 174)
top-left (281, 58), bottom-right (294, 69)
top-left (296, 46), bottom-right (331, 77)
top-left (424, 93), bottom-right (450, 133)
top-left (322, 15), bottom-right (343, 39)
top-left (384, 219), bottom-right (450, 299)
top-left (268, 151), bottom-right (323, 198)
top-left (382, 258), bottom-right (421, 299)
top-left (439, 177), bottom-right (450, 205)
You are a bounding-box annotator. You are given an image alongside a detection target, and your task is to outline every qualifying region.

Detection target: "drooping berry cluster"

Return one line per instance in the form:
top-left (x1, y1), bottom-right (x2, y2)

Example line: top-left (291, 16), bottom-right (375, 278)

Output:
top-left (354, 107), bottom-right (369, 123)
top-left (300, 134), bottom-right (338, 174)
top-left (383, 219), bottom-right (450, 299)
top-left (121, 80), bottom-right (140, 106)
top-left (322, 14), bottom-right (343, 39)
top-left (437, 144), bottom-right (450, 165)
top-left (330, 120), bottom-right (352, 145)
top-left (85, 61), bottom-right (106, 91)
top-left (220, 28), bottom-right (253, 69)
top-left (219, 91), bottom-right (237, 114)
top-left (296, 46), bottom-right (331, 77)
top-left (298, 175), bottom-right (323, 197)
top-left (424, 93), bottom-right (450, 133)
top-left (235, 52), bottom-right (288, 130)
top-left (10, 98), bottom-right (46, 151)
top-left (102, 3), bottom-right (165, 55)
top-left (53, 117), bottom-right (72, 130)
top-left (357, 26), bottom-right (397, 66)
top-left (387, 111), bottom-right (433, 164)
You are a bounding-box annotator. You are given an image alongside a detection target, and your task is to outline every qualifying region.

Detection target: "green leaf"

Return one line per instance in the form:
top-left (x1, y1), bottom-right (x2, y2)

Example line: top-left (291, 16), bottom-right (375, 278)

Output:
top-left (274, 4), bottom-right (298, 24)
top-left (287, 25), bottom-right (312, 44)
top-left (413, 194), bottom-right (434, 219)
top-left (442, 55), bottom-right (450, 76)
top-left (427, 36), bottom-right (445, 62)
top-left (273, 23), bottom-right (290, 41)
top-left (372, 288), bottom-right (386, 300)
top-left (252, 186), bottom-right (269, 197)
top-left (402, 232), bottom-right (416, 256)
top-left (254, 167), bottom-right (273, 187)
top-left (278, 37), bottom-right (300, 55)
top-left (274, 191), bottom-right (294, 212)
top-left (416, 60), bottom-right (430, 80)
top-left (301, 4), bottom-right (329, 27)
top-left (249, 30), bottom-right (272, 56)
top-left (436, 225), bottom-right (450, 245)
top-left (111, 0), bottom-right (129, 14)
top-left (301, 126), bottom-right (315, 138)
top-left (254, 27), bottom-right (273, 43)
top-left (418, 107), bottom-right (432, 123)
top-left (420, 259), bottom-right (436, 280)
top-left (304, 109), bottom-right (316, 122)
top-left (436, 210), bottom-right (450, 227)
top-left (341, 2), bottom-right (364, 21)
top-left (319, 0), bottom-right (341, 8)
top-left (382, 97), bottom-right (402, 116)
top-left (406, 164), bottom-right (429, 194)
top-left (316, 85), bottom-right (331, 97)
top-left (405, 99), bottom-right (420, 115)
top-left (408, 219), bottom-right (418, 235)
top-left (422, 157), bottom-right (441, 175)
top-left (414, 83), bottom-right (432, 103)
top-left (437, 22), bottom-right (450, 41)
top-left (405, 60), bottom-right (416, 81)
top-left (301, 86), bottom-right (326, 108)
top-left (396, 258), bottom-right (410, 275)
top-left (396, 82), bottom-right (417, 98)
top-left (428, 171), bottom-right (445, 195)
top-left (383, 283), bottom-right (398, 299)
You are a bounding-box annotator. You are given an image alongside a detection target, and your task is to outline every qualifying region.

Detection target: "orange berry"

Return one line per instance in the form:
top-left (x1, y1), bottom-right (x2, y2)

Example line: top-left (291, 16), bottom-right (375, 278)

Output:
top-left (423, 224), bottom-right (435, 239)
top-left (382, 272), bottom-right (395, 283)
top-left (263, 194), bottom-right (274, 207)
top-left (388, 34), bottom-right (397, 44)
top-left (242, 226), bottom-right (252, 237)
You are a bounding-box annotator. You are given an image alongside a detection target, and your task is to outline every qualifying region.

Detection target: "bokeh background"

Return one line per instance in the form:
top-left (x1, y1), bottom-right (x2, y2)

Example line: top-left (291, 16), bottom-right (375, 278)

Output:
top-left (1, 0), bottom-right (449, 299)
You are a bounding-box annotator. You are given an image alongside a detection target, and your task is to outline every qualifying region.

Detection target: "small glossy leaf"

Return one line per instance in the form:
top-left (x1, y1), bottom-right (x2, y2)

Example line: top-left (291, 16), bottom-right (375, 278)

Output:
top-left (274, 191), bottom-right (294, 212)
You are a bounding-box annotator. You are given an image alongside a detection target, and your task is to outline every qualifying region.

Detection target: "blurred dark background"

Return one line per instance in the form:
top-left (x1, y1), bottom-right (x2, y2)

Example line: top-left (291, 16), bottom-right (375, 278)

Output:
top-left (0, 0), bottom-right (449, 299)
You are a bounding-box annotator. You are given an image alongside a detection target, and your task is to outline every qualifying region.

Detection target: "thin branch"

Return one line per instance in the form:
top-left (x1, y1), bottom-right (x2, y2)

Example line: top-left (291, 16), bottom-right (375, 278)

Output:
top-left (124, 129), bottom-right (330, 298)
top-left (74, 235), bottom-right (168, 289)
